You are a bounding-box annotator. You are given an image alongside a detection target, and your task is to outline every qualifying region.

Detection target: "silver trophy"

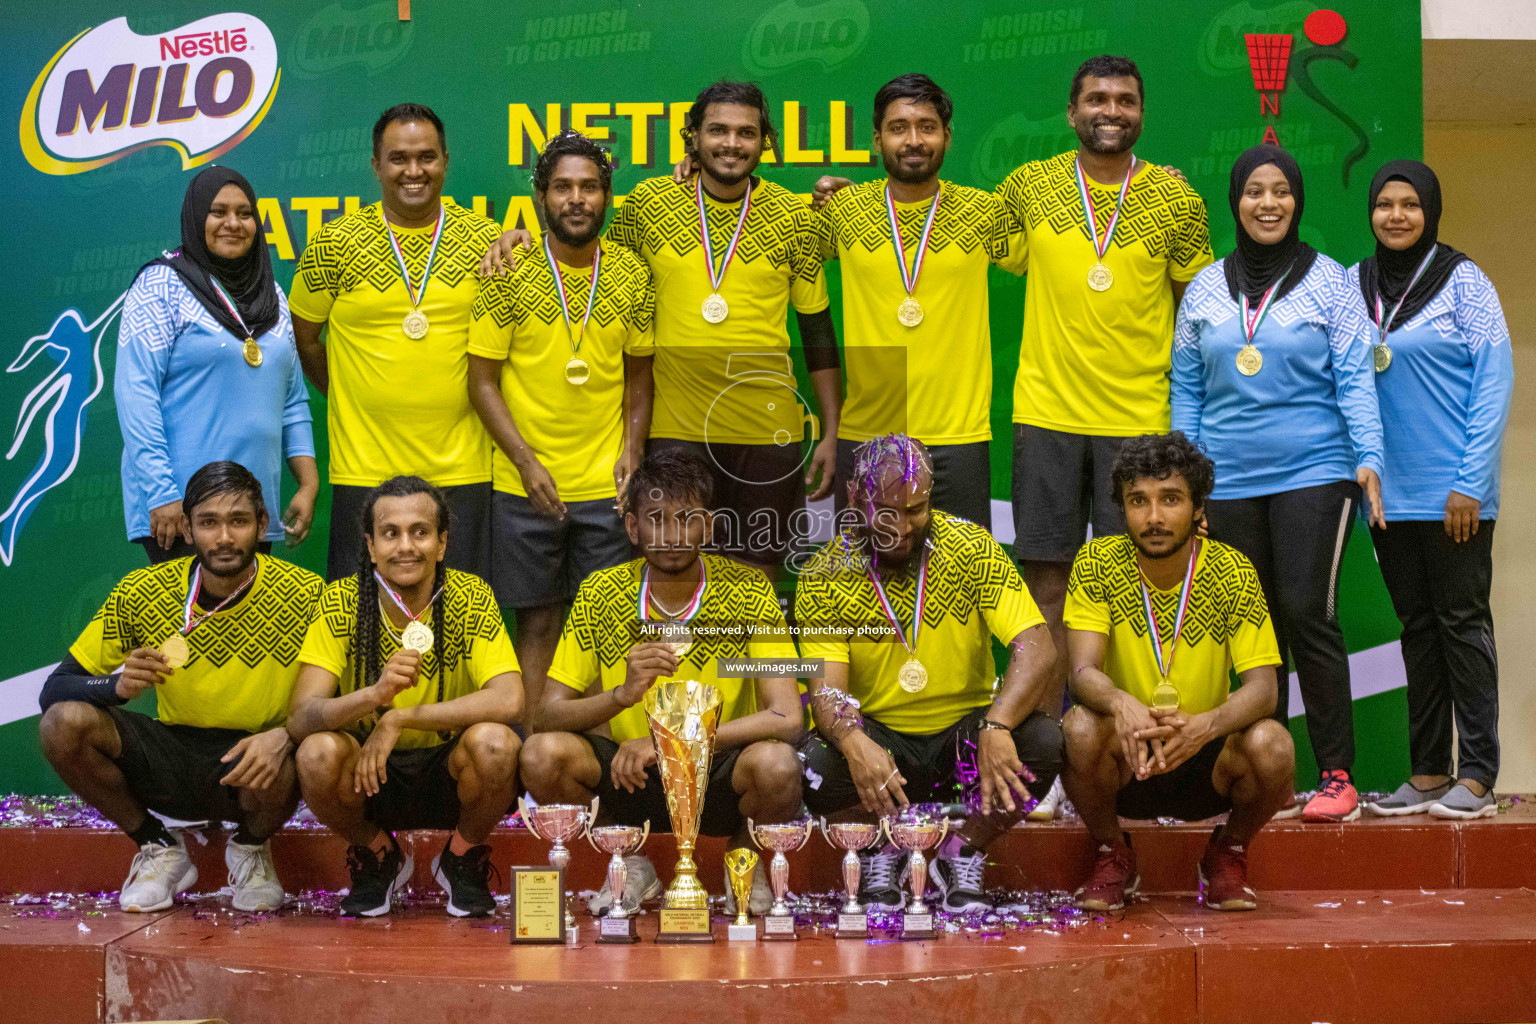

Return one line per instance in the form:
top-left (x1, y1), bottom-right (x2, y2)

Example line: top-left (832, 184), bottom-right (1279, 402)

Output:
top-left (586, 820), bottom-right (650, 944)
top-left (819, 818), bottom-right (882, 938)
top-left (519, 797), bottom-right (595, 935)
top-left (748, 818), bottom-right (813, 939)
top-left (882, 813), bottom-right (950, 939)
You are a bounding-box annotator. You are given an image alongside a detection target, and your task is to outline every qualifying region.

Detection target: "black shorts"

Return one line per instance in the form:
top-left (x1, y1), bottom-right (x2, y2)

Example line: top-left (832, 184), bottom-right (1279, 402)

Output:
top-left (327, 482), bottom-right (492, 582)
top-left (1115, 736), bottom-right (1232, 821)
top-left (491, 492), bottom-right (631, 609)
top-left (647, 438), bottom-right (805, 564)
top-left (585, 733), bottom-right (745, 838)
top-left (796, 708), bottom-right (1063, 817)
top-left (836, 438), bottom-right (992, 530)
top-left (108, 707), bottom-right (253, 825)
top-left (365, 739), bottom-right (463, 832)
top-left (1011, 423), bottom-right (1132, 562)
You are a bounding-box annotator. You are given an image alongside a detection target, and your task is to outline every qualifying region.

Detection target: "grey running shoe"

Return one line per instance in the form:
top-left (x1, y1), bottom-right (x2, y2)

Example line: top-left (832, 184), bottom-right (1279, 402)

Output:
top-left (586, 854), bottom-right (663, 917)
top-left (1366, 779), bottom-right (1453, 817)
top-left (1428, 783), bottom-right (1497, 820)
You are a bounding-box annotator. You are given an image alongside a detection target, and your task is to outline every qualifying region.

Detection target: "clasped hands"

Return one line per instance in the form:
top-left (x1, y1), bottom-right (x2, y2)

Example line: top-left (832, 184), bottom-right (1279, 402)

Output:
top-left (1116, 696), bottom-right (1216, 780)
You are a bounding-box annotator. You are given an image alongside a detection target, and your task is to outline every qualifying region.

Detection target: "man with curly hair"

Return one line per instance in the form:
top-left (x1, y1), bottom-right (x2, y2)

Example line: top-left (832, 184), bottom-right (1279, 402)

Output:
top-left (1062, 432), bottom-right (1294, 912)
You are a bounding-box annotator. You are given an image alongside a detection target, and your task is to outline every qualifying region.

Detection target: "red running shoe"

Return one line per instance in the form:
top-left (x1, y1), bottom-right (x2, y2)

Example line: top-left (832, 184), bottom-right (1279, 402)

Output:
top-left (1198, 827), bottom-right (1258, 911)
top-left (1073, 835), bottom-right (1139, 911)
top-left (1303, 769), bottom-right (1361, 822)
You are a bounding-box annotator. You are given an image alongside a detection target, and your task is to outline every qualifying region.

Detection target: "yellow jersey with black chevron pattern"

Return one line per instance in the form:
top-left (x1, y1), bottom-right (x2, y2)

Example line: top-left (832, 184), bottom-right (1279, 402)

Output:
top-left (607, 176), bottom-right (828, 444)
top-left (468, 243), bottom-right (655, 500)
top-left (69, 555), bottom-right (323, 733)
top-left (818, 180), bottom-right (1026, 444)
top-left (796, 512), bottom-right (1045, 733)
top-left (996, 154), bottom-right (1212, 435)
top-left (547, 553), bottom-right (797, 742)
top-left (1064, 535), bottom-right (1279, 715)
top-left (289, 201), bottom-right (500, 487)
top-left (298, 569), bottom-right (520, 749)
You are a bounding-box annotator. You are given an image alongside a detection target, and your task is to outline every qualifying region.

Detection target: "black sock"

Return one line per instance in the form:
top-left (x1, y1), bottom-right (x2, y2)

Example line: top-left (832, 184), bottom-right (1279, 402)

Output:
top-left (231, 825), bottom-right (266, 846)
top-left (127, 816), bottom-right (175, 848)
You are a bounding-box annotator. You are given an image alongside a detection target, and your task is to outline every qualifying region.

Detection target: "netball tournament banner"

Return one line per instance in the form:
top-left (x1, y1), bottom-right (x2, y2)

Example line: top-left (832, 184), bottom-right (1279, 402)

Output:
top-left (0, 0), bottom-right (1422, 792)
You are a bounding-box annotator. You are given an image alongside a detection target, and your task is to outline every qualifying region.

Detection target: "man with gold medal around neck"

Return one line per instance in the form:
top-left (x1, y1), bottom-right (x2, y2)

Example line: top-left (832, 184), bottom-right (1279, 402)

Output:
top-left (1062, 432), bottom-right (1293, 913)
top-left (468, 130), bottom-right (655, 721)
top-left (288, 477), bottom-right (524, 920)
top-left (796, 434), bottom-right (1064, 916)
top-left (290, 103), bottom-right (501, 583)
top-left (38, 462), bottom-right (323, 915)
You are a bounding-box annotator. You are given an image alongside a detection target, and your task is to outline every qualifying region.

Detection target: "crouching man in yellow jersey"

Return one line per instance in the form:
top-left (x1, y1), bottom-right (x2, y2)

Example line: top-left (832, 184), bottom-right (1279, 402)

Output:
top-left (288, 476), bottom-right (524, 918)
top-left (1063, 433), bottom-right (1293, 912)
top-left (39, 462), bottom-right (323, 913)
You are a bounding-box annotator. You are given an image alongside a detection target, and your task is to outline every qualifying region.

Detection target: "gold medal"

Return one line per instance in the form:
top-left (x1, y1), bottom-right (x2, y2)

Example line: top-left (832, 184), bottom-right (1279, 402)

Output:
top-left (159, 633), bottom-right (190, 670)
top-left (1373, 343), bottom-right (1392, 373)
top-left (402, 308), bottom-right (429, 340)
top-left (701, 292), bottom-right (729, 323)
top-left (242, 337), bottom-right (262, 368)
top-left (401, 620), bottom-right (434, 652)
top-left (896, 296), bottom-right (924, 328)
top-left (1150, 679), bottom-right (1180, 714)
top-left (897, 656), bottom-right (928, 694)
top-left (655, 620), bottom-right (695, 660)
top-left (1087, 262), bottom-right (1114, 291)
top-left (565, 357), bottom-right (590, 386)
top-left (1236, 344), bottom-right (1263, 376)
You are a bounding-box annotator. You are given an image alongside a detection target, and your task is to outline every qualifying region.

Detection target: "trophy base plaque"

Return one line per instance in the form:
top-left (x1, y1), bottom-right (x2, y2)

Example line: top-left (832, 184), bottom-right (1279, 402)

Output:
top-left (727, 922), bottom-right (758, 942)
top-left (656, 907), bottom-right (714, 943)
top-left (597, 915), bottom-right (640, 944)
top-left (762, 914), bottom-right (797, 940)
top-left (509, 867), bottom-right (565, 945)
top-left (901, 911), bottom-right (935, 940)
top-left (835, 911), bottom-right (868, 938)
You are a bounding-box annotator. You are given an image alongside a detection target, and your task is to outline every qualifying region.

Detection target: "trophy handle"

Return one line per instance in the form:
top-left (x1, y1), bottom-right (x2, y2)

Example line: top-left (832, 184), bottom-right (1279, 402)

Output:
top-left (636, 820), bottom-right (651, 851)
top-left (879, 816), bottom-right (893, 849)
top-left (746, 816), bottom-right (763, 851)
top-left (818, 815), bottom-right (832, 846)
top-left (937, 818), bottom-right (951, 847)
top-left (793, 819), bottom-right (813, 852)
top-left (517, 796), bottom-right (541, 840)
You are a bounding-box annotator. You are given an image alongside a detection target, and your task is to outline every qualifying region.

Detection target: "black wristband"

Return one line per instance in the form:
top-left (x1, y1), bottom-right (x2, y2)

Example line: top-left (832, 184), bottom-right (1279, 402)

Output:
top-left (978, 718), bottom-right (1011, 732)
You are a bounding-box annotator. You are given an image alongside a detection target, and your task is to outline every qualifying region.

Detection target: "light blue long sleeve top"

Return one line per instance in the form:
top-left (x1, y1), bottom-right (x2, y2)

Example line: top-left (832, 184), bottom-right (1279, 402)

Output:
top-left (1346, 260), bottom-right (1513, 519)
top-left (1171, 255), bottom-right (1384, 500)
top-left (114, 265), bottom-right (314, 542)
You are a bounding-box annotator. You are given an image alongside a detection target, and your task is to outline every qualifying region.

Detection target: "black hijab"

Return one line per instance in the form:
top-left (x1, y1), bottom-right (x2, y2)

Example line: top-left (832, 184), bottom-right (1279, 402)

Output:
top-left (1224, 145), bottom-right (1318, 304)
top-left (141, 166), bottom-right (279, 340)
top-left (1357, 159), bottom-right (1469, 332)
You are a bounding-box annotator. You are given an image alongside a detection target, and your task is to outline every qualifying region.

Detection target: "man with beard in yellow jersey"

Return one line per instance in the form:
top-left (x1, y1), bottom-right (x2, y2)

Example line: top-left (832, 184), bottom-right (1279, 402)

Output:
top-left (796, 435), bottom-right (1063, 915)
top-left (809, 74), bottom-right (1028, 530)
top-left (291, 103), bottom-right (501, 581)
top-left (519, 447), bottom-right (804, 917)
top-left (995, 58), bottom-right (1212, 800)
top-left (468, 130), bottom-right (655, 718)
top-left (485, 82), bottom-right (842, 581)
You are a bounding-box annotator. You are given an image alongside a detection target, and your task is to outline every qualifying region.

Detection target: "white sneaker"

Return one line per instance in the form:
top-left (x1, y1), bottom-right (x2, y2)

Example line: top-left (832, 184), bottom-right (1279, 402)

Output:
top-left (1026, 777), bottom-right (1066, 821)
top-left (586, 854), bottom-right (663, 917)
top-left (226, 837), bottom-right (285, 912)
top-left (120, 832), bottom-right (197, 912)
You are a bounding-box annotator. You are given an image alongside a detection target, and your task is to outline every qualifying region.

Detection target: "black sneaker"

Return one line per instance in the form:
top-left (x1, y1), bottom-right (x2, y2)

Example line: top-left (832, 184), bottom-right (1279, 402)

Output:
top-left (432, 840), bottom-right (497, 918)
top-left (930, 846), bottom-right (994, 913)
top-left (339, 837), bottom-right (413, 917)
top-left (857, 848), bottom-right (906, 909)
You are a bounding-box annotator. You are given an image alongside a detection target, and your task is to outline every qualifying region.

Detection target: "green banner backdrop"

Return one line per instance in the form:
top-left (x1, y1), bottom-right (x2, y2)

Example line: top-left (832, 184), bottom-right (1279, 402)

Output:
top-left (0, 0), bottom-right (1421, 793)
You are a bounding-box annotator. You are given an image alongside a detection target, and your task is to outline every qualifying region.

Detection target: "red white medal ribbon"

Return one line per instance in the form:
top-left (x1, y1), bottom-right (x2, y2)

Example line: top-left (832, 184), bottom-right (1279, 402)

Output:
top-left (866, 554), bottom-right (927, 657)
top-left (1074, 155), bottom-right (1133, 261)
top-left (695, 177), bottom-right (752, 294)
top-left (374, 570), bottom-right (447, 629)
top-left (544, 236), bottom-right (602, 356)
top-left (180, 561), bottom-right (258, 637)
top-left (885, 184), bottom-right (941, 297)
top-left (383, 205), bottom-right (445, 309)
top-left (1137, 539), bottom-right (1199, 680)
top-left (638, 560), bottom-right (707, 623)
top-left (1372, 247), bottom-right (1437, 342)
top-left (1240, 273), bottom-right (1286, 344)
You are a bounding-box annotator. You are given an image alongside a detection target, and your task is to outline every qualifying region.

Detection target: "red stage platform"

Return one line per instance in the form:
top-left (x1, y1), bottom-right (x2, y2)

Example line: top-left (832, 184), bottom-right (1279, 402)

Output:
top-left (3, 802), bottom-right (1536, 1023)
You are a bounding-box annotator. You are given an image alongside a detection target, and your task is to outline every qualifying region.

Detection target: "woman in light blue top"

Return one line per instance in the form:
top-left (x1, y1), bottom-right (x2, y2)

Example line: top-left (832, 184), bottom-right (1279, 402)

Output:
top-left (116, 166), bottom-right (317, 562)
top-left (1353, 160), bottom-right (1513, 822)
top-left (1171, 145), bottom-right (1383, 823)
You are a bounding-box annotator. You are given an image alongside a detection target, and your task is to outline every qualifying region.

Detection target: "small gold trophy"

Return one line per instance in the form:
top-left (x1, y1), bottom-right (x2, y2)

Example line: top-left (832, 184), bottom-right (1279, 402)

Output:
top-left (724, 847), bottom-right (760, 942)
top-left (644, 679), bottom-right (723, 943)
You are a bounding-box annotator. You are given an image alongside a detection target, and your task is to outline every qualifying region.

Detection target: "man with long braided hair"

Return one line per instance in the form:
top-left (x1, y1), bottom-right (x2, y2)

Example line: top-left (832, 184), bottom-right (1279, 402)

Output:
top-left (289, 476), bottom-right (524, 918)
top-left (796, 433), bottom-right (1063, 914)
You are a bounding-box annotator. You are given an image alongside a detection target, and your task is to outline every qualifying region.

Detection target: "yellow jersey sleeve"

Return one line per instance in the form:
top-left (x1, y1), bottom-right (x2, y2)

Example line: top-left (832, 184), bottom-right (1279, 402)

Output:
top-left (986, 196), bottom-right (1029, 276)
top-left (975, 535), bottom-right (1046, 643)
top-left (794, 565), bottom-right (850, 665)
top-left (625, 266), bottom-right (657, 355)
top-left (788, 202), bottom-right (830, 315)
top-left (813, 204), bottom-right (838, 261)
top-left (1169, 190), bottom-right (1214, 283)
top-left (289, 224), bottom-right (342, 322)
top-left (466, 272), bottom-right (515, 361)
top-left (68, 577), bottom-right (139, 676)
top-left (298, 579), bottom-right (353, 681)
top-left (1227, 560), bottom-right (1282, 673)
top-left (547, 578), bottom-right (603, 694)
top-left (1063, 551), bottom-right (1112, 635)
top-left (607, 193), bottom-right (643, 253)
top-left (462, 579), bottom-right (521, 684)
